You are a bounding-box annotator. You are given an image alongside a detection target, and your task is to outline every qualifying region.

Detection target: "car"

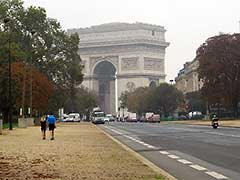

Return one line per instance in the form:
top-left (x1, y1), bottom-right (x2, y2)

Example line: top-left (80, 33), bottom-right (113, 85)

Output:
top-left (103, 116), bottom-right (110, 122)
top-left (139, 116), bottom-right (147, 122)
top-left (177, 115), bottom-right (188, 120)
top-left (65, 113), bottom-right (81, 122)
top-left (61, 114), bottom-right (69, 122)
top-left (106, 114), bottom-right (115, 121)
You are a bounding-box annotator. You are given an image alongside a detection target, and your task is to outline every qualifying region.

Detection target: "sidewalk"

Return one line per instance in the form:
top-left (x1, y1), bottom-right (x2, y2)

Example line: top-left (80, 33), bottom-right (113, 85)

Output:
top-left (174, 119), bottom-right (240, 127)
top-left (0, 123), bottom-right (166, 180)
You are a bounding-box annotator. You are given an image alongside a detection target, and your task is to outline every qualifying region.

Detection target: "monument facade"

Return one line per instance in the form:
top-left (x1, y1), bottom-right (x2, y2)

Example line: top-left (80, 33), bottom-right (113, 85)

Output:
top-left (68, 22), bottom-right (169, 115)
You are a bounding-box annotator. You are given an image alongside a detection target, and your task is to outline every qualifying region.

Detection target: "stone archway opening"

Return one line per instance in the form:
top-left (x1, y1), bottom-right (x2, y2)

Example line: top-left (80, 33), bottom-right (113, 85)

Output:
top-left (149, 81), bottom-right (157, 88)
top-left (93, 61), bottom-right (116, 114)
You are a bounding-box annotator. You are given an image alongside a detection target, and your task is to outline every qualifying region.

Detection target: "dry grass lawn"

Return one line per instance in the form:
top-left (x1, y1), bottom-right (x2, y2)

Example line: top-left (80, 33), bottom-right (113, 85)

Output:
top-left (0, 122), bottom-right (165, 180)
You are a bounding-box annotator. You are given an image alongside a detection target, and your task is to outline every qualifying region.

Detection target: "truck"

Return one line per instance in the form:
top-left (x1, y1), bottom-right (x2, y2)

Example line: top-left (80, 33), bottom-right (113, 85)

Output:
top-left (145, 112), bottom-right (160, 123)
top-left (126, 112), bottom-right (137, 122)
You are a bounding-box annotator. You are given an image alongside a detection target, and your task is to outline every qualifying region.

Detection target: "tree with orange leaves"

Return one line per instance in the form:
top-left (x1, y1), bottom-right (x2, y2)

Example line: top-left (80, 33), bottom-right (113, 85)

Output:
top-left (0, 62), bottom-right (53, 121)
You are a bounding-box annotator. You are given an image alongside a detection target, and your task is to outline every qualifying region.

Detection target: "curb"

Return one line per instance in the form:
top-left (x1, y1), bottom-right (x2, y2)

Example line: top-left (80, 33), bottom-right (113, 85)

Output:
top-left (97, 125), bottom-right (177, 180)
top-left (175, 122), bottom-right (240, 129)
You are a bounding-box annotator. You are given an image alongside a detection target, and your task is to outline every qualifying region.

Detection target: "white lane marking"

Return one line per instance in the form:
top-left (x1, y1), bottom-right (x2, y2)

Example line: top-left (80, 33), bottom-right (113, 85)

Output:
top-left (159, 151), bottom-right (170, 155)
top-left (207, 132), bottom-right (240, 138)
top-left (106, 126), bottom-right (229, 179)
top-left (168, 155), bottom-right (180, 159)
top-left (105, 126), bottom-right (229, 179)
top-left (190, 164), bottom-right (207, 171)
top-left (124, 135), bottom-right (132, 139)
top-left (205, 171), bottom-right (228, 179)
top-left (105, 126), bottom-right (157, 149)
top-left (146, 144), bottom-right (156, 149)
top-left (177, 159), bottom-right (192, 164)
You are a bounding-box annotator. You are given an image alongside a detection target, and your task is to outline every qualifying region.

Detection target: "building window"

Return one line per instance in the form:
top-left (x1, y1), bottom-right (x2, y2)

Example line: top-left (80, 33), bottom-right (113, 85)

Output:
top-left (152, 30), bottom-right (155, 36)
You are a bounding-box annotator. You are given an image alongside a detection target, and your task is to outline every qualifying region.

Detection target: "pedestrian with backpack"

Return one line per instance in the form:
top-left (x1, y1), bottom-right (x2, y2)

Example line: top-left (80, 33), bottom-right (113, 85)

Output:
top-left (46, 112), bottom-right (56, 140)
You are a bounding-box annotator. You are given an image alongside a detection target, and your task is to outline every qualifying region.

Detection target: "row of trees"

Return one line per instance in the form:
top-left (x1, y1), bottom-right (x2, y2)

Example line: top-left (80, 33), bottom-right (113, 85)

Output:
top-left (118, 83), bottom-right (209, 119)
top-left (119, 83), bottom-right (184, 117)
top-left (0, 0), bottom-right (98, 122)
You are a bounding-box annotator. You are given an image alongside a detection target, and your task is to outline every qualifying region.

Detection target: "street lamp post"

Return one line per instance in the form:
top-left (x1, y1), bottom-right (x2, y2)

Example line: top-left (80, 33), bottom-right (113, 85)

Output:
top-left (4, 18), bottom-right (12, 130)
top-left (115, 72), bottom-right (118, 116)
top-left (21, 31), bottom-right (36, 118)
top-left (29, 31), bottom-right (36, 118)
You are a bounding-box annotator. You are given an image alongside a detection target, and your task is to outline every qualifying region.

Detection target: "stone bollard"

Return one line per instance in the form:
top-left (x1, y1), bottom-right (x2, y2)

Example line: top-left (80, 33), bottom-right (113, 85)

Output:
top-left (18, 118), bottom-right (27, 128)
top-left (0, 119), bottom-right (2, 135)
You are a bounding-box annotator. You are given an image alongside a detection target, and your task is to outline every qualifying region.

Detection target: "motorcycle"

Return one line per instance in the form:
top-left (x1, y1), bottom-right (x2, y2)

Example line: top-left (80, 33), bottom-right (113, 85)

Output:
top-left (211, 117), bottom-right (219, 129)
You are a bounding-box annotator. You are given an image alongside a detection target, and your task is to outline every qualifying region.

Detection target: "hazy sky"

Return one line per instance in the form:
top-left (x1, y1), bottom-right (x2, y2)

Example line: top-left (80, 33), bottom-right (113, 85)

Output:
top-left (24, 0), bottom-right (240, 81)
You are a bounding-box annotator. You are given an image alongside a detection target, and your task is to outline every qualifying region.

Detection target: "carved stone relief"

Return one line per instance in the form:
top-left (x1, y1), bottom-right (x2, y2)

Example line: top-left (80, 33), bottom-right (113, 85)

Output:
top-left (126, 82), bottom-right (136, 92)
top-left (121, 57), bottom-right (139, 71)
top-left (144, 57), bottom-right (163, 71)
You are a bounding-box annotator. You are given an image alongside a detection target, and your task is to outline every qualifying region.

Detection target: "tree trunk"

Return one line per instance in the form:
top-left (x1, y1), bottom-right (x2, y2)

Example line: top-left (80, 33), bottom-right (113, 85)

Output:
top-left (3, 108), bottom-right (9, 124)
top-left (86, 109), bottom-right (90, 121)
top-left (232, 99), bottom-right (238, 119)
top-left (70, 84), bottom-right (76, 112)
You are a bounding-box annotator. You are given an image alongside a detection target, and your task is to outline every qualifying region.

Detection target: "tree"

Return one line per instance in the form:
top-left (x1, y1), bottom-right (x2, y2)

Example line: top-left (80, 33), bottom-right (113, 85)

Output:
top-left (185, 91), bottom-right (206, 114)
top-left (63, 87), bottom-right (98, 120)
top-left (127, 87), bottom-right (150, 116)
top-left (197, 33), bottom-right (240, 117)
top-left (0, 62), bottom-right (54, 121)
top-left (119, 91), bottom-right (129, 109)
top-left (61, 33), bottom-right (84, 112)
top-left (0, 0), bottom-right (84, 119)
top-left (150, 83), bottom-right (184, 117)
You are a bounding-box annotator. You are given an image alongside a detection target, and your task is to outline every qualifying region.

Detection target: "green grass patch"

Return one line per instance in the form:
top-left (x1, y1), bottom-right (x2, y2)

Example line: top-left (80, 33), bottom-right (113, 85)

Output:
top-left (154, 175), bottom-right (165, 180)
top-left (3, 123), bottom-right (18, 129)
top-left (143, 174), bottom-right (166, 180)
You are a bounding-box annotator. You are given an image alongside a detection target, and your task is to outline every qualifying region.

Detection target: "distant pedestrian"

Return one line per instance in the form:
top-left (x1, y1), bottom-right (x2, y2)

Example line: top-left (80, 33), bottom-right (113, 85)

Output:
top-left (46, 112), bottom-right (56, 140)
top-left (40, 115), bottom-right (47, 140)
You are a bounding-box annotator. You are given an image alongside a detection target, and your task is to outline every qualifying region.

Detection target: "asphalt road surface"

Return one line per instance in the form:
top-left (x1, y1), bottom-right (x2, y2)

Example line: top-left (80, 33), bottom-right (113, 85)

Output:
top-left (101, 122), bottom-right (240, 180)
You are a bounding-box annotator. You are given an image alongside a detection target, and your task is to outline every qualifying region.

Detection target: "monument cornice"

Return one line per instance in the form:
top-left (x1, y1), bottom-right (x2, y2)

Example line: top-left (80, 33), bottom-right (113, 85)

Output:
top-left (79, 39), bottom-right (170, 49)
top-left (68, 22), bottom-right (166, 34)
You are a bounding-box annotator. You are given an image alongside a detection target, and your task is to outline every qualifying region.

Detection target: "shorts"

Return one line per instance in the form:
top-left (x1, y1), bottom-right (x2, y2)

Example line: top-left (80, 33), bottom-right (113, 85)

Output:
top-left (49, 124), bottom-right (55, 131)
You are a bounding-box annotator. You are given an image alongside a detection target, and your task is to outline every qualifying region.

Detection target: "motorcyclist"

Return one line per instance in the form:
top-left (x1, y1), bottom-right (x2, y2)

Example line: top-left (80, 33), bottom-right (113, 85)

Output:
top-left (211, 114), bottom-right (219, 127)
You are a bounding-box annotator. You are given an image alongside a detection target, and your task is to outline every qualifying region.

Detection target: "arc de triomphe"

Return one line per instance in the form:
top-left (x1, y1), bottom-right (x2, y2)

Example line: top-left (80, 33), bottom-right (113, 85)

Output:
top-left (68, 22), bottom-right (169, 115)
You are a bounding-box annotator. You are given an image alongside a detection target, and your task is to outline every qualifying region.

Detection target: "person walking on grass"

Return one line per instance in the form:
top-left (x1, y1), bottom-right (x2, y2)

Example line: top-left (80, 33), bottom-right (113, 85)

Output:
top-left (46, 112), bottom-right (56, 140)
top-left (40, 115), bottom-right (47, 140)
